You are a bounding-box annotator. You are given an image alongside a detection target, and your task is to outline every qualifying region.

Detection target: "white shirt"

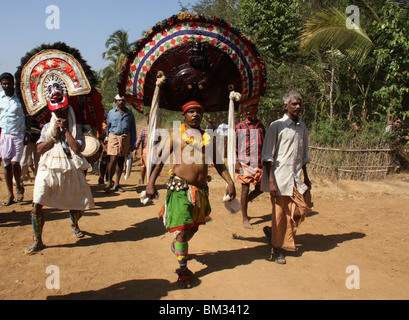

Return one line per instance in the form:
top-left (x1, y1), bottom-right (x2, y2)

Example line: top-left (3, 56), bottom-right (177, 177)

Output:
top-left (217, 123), bottom-right (228, 136)
top-left (260, 114), bottom-right (310, 196)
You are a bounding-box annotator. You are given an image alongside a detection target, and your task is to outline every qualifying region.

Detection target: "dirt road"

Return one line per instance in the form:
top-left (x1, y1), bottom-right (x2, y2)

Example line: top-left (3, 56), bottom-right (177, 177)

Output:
top-left (1, 160), bottom-right (408, 300)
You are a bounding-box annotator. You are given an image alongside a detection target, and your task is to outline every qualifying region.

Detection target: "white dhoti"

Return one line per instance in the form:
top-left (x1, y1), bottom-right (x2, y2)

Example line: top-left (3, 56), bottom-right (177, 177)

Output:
top-left (33, 106), bottom-right (95, 211)
top-left (33, 160), bottom-right (94, 210)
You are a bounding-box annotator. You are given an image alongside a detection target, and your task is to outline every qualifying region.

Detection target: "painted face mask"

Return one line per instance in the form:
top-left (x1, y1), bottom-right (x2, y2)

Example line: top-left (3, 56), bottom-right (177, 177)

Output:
top-left (44, 75), bottom-right (69, 111)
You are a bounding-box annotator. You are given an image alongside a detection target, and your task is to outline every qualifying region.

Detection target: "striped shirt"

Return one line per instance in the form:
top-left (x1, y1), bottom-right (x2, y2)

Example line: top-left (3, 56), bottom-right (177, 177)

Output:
top-left (135, 127), bottom-right (148, 150)
top-left (235, 118), bottom-right (266, 168)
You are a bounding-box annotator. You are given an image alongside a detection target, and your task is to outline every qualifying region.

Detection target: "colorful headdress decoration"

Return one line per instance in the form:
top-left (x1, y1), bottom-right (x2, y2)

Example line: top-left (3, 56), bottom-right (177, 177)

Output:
top-left (118, 13), bottom-right (266, 112)
top-left (15, 42), bottom-right (105, 133)
top-left (19, 48), bottom-right (91, 115)
top-left (121, 14), bottom-right (267, 195)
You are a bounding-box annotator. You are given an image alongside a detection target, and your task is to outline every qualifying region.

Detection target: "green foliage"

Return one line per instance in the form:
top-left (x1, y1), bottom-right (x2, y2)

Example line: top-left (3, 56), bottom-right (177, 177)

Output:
top-left (310, 116), bottom-right (387, 148)
top-left (179, 0), bottom-right (241, 25)
top-left (299, 7), bottom-right (373, 65)
top-left (371, 2), bottom-right (409, 119)
top-left (94, 0), bottom-right (409, 149)
top-left (99, 29), bottom-right (133, 111)
top-left (238, 0), bottom-right (303, 66)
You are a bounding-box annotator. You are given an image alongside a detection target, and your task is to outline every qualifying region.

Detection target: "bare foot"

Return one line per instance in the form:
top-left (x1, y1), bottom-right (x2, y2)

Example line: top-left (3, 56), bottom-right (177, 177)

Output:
top-left (1, 194), bottom-right (14, 206)
top-left (16, 186), bottom-right (24, 202)
top-left (242, 219), bottom-right (253, 229)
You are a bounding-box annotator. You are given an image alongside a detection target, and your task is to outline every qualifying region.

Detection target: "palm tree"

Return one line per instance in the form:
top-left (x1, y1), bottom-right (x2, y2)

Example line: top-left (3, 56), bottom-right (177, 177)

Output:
top-left (300, 7), bottom-right (373, 65)
top-left (100, 30), bottom-right (133, 108)
top-left (102, 29), bottom-right (133, 77)
top-left (299, 7), bottom-right (374, 121)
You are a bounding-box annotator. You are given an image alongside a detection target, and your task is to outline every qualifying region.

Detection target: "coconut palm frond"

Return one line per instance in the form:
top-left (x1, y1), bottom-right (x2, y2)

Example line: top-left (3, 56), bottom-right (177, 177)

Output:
top-left (102, 29), bottom-right (131, 60)
top-left (300, 7), bottom-right (373, 66)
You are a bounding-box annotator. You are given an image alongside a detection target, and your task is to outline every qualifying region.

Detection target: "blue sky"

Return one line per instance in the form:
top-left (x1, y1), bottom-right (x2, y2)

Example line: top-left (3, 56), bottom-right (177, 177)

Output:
top-left (0, 0), bottom-right (189, 75)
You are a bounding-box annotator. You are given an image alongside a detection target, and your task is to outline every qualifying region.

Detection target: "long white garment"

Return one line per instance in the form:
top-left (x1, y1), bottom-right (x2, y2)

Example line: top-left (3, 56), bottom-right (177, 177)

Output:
top-left (33, 162), bottom-right (95, 210)
top-left (33, 106), bottom-right (94, 210)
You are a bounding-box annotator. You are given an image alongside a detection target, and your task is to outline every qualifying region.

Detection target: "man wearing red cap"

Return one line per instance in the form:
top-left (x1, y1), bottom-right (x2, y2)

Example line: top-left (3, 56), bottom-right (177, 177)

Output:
top-left (146, 100), bottom-right (235, 288)
top-left (25, 75), bottom-right (95, 254)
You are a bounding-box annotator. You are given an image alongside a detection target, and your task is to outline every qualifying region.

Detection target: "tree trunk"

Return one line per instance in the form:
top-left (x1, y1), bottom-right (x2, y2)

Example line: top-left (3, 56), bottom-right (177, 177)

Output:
top-left (329, 51), bottom-right (335, 120)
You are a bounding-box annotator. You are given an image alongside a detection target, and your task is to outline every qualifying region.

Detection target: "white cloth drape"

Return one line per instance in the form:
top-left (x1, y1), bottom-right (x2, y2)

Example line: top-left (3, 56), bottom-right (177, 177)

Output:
top-left (146, 74), bottom-right (166, 180)
top-left (141, 73), bottom-right (165, 205)
top-left (227, 91), bottom-right (241, 181)
top-left (223, 91), bottom-right (242, 212)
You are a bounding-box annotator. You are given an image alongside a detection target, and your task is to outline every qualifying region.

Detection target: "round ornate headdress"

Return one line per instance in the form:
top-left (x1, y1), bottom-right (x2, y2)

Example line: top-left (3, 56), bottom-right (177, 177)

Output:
top-left (19, 49), bottom-right (91, 115)
top-left (15, 42), bottom-right (104, 132)
top-left (120, 14), bottom-right (267, 194)
top-left (117, 13), bottom-right (266, 112)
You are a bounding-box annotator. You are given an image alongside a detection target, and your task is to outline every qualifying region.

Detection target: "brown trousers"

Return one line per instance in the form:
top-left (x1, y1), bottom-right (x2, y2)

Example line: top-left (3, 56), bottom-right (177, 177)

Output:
top-left (270, 187), bottom-right (313, 251)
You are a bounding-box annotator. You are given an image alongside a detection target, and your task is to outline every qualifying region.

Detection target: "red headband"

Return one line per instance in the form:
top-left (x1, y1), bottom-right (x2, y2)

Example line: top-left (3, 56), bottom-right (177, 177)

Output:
top-left (182, 101), bottom-right (204, 114)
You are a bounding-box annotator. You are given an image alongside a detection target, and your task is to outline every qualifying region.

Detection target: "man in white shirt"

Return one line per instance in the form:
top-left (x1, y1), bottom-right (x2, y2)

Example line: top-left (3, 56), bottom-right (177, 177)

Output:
top-left (261, 91), bottom-right (313, 264)
top-left (0, 73), bottom-right (30, 205)
top-left (217, 120), bottom-right (228, 158)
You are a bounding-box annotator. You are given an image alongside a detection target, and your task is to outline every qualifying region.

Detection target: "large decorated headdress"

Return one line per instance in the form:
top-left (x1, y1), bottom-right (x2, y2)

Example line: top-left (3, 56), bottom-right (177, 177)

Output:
top-left (15, 42), bottom-right (104, 133)
top-left (119, 13), bottom-right (266, 195)
top-left (117, 12), bottom-right (266, 113)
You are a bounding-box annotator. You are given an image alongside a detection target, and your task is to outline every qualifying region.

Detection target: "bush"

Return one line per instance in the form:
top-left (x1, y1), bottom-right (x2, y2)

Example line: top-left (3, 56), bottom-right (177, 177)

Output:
top-left (310, 117), bottom-right (386, 148)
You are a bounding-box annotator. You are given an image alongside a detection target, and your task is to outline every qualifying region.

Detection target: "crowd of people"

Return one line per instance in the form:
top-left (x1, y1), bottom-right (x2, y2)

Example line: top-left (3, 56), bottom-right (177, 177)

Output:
top-left (3, 68), bottom-right (407, 288)
top-left (0, 73), bottom-right (345, 286)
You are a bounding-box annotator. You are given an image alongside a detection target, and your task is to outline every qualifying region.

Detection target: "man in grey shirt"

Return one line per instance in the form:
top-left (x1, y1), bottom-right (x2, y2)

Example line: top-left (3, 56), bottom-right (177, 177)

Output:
top-left (261, 91), bottom-right (313, 264)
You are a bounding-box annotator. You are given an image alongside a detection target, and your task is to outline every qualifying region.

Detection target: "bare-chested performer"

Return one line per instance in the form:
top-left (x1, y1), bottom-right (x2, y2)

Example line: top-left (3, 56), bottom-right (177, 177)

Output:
top-left (145, 101), bottom-right (236, 288)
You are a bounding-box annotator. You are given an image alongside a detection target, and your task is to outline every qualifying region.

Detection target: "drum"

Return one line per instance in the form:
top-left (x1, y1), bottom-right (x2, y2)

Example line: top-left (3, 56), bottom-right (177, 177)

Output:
top-left (81, 135), bottom-right (102, 164)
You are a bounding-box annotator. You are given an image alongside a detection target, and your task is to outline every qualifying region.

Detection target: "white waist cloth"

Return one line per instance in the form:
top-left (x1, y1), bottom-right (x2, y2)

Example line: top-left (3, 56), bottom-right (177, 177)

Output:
top-left (33, 159), bottom-right (95, 210)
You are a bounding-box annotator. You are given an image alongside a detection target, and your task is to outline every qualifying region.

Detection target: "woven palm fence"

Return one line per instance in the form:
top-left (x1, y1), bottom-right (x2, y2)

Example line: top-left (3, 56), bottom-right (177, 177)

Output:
top-left (308, 145), bottom-right (394, 180)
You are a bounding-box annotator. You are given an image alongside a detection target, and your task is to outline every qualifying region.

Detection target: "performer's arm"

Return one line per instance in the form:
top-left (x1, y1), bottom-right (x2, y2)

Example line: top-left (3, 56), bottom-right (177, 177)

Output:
top-left (145, 163), bottom-right (164, 199)
top-left (64, 129), bottom-right (82, 154)
top-left (146, 132), bottom-right (174, 199)
top-left (215, 164), bottom-right (236, 199)
top-left (213, 137), bottom-right (236, 199)
top-left (37, 139), bottom-right (55, 155)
